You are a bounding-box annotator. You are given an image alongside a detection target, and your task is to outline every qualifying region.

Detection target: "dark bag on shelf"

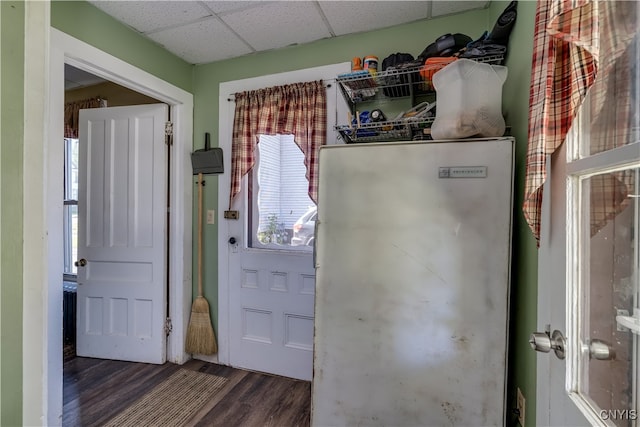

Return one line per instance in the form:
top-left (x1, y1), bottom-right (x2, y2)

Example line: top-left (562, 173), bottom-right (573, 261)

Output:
top-left (417, 33), bottom-right (472, 62)
top-left (381, 52), bottom-right (415, 97)
top-left (459, 1), bottom-right (517, 62)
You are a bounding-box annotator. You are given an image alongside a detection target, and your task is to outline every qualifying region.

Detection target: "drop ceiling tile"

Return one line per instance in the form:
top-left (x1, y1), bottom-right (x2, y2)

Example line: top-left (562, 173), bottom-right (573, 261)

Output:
top-left (148, 18), bottom-right (252, 64)
top-left (431, 1), bottom-right (488, 18)
top-left (221, 2), bottom-right (332, 51)
top-left (320, 1), bottom-right (429, 36)
top-left (88, 1), bottom-right (211, 33)
top-left (201, 1), bottom-right (266, 15)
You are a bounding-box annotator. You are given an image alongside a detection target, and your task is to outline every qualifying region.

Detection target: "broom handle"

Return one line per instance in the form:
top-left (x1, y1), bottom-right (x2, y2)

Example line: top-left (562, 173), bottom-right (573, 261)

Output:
top-left (197, 173), bottom-right (204, 298)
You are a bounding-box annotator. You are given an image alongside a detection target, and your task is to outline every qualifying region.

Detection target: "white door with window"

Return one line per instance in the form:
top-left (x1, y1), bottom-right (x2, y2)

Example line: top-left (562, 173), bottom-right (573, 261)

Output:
top-left (218, 64), bottom-right (348, 380)
top-left (228, 134), bottom-right (317, 380)
top-left (76, 104), bottom-right (168, 364)
top-left (535, 14), bottom-right (639, 425)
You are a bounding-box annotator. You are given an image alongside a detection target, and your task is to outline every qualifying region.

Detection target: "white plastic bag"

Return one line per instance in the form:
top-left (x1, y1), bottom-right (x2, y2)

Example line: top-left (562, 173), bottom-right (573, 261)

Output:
top-left (430, 59), bottom-right (507, 140)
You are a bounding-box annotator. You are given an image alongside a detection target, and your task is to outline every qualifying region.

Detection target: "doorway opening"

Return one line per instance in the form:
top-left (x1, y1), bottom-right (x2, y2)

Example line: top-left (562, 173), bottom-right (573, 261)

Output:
top-left (62, 64), bottom-right (164, 361)
top-left (36, 28), bottom-right (194, 424)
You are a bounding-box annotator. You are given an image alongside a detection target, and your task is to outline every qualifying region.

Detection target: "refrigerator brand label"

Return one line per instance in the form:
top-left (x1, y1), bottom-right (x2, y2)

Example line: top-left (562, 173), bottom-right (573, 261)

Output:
top-left (439, 166), bottom-right (487, 179)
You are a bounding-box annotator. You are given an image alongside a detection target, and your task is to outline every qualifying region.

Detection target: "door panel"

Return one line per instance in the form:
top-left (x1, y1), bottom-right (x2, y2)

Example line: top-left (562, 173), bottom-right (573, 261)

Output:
top-left (227, 182), bottom-right (316, 380)
top-left (230, 248), bottom-right (315, 379)
top-left (76, 104), bottom-right (167, 364)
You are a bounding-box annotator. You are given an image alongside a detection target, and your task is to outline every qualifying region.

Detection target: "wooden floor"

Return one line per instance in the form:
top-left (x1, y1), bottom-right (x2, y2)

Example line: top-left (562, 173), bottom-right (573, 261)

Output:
top-left (63, 355), bottom-right (311, 427)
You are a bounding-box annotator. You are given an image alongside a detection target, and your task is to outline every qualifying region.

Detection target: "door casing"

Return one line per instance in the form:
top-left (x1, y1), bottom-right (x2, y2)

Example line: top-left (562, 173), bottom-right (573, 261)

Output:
top-left (23, 21), bottom-right (194, 425)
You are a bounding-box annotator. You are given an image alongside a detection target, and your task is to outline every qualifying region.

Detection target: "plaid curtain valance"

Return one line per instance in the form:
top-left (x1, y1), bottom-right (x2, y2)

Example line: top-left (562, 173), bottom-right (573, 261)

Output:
top-left (523, 0), bottom-right (598, 245)
top-left (523, 0), bottom-right (638, 245)
top-left (229, 80), bottom-right (327, 208)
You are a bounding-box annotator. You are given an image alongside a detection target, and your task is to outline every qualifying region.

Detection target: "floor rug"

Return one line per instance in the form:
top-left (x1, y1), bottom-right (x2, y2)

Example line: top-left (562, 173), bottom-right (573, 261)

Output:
top-left (103, 369), bottom-right (228, 427)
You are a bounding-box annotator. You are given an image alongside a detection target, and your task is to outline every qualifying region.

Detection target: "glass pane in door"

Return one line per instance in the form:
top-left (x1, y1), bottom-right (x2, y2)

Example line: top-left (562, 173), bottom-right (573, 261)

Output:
top-left (580, 2), bottom-right (638, 157)
top-left (580, 167), bottom-right (639, 426)
top-left (248, 134), bottom-right (316, 252)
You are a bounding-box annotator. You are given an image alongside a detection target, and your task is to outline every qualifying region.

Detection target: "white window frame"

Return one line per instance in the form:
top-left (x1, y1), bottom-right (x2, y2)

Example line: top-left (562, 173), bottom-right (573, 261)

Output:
top-left (565, 79), bottom-right (640, 427)
top-left (63, 137), bottom-right (78, 279)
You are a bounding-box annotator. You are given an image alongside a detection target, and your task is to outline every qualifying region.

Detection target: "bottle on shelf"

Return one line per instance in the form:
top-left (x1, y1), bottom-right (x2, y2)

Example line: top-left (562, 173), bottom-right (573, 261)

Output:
top-left (351, 57), bottom-right (363, 71)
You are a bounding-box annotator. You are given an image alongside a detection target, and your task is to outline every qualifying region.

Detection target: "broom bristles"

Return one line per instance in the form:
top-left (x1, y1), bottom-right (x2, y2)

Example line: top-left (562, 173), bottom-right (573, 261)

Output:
top-left (185, 296), bottom-right (218, 355)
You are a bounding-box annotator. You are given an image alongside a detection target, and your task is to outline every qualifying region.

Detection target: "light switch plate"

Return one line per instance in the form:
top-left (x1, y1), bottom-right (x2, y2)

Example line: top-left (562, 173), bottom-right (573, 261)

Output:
top-left (206, 209), bottom-right (215, 224)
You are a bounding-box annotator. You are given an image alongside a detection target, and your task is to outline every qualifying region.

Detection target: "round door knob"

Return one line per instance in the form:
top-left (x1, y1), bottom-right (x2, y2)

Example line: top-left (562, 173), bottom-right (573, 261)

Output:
top-left (589, 339), bottom-right (616, 360)
top-left (74, 258), bottom-right (87, 267)
top-left (228, 237), bottom-right (237, 245)
top-left (529, 332), bottom-right (552, 353)
top-left (529, 329), bottom-right (566, 360)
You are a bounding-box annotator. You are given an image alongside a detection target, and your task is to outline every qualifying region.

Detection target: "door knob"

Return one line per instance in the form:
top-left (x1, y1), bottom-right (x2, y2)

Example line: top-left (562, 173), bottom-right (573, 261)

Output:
top-left (529, 332), bottom-right (552, 353)
top-left (529, 329), bottom-right (566, 360)
top-left (74, 258), bottom-right (87, 267)
top-left (228, 237), bottom-right (237, 245)
top-left (587, 339), bottom-right (616, 361)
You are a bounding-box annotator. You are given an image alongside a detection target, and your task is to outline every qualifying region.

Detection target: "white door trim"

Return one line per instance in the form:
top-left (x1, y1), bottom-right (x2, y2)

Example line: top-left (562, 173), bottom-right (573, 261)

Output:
top-left (24, 22), bottom-right (193, 425)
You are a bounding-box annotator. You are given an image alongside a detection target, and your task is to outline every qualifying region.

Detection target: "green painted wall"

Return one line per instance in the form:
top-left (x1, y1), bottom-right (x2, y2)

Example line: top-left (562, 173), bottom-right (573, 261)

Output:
top-left (490, 2), bottom-right (538, 426)
top-left (0, 2), bottom-right (25, 425)
top-left (51, 0), bottom-right (193, 93)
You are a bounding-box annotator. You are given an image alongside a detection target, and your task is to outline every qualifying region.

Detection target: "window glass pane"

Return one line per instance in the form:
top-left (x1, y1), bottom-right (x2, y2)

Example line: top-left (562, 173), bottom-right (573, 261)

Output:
top-left (582, 4), bottom-right (638, 157)
top-left (64, 138), bottom-right (79, 200)
top-left (580, 167), bottom-right (638, 426)
top-left (250, 134), bottom-right (316, 252)
top-left (63, 204), bottom-right (78, 275)
top-left (64, 138), bottom-right (79, 277)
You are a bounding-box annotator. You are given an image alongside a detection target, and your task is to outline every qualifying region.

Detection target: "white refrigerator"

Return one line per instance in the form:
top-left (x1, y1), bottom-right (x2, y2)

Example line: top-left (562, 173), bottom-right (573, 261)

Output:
top-left (312, 137), bottom-right (514, 427)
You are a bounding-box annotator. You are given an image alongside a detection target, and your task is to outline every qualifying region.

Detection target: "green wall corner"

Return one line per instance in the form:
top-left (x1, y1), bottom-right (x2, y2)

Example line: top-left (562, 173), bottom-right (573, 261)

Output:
top-left (1, 1), bottom-right (25, 425)
top-left (490, 1), bottom-right (539, 426)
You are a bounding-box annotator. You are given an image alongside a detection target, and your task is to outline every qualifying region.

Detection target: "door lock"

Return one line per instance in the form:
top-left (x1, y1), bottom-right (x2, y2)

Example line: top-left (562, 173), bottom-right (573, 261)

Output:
top-left (586, 339), bottom-right (616, 361)
top-left (529, 329), bottom-right (566, 360)
top-left (74, 258), bottom-right (87, 267)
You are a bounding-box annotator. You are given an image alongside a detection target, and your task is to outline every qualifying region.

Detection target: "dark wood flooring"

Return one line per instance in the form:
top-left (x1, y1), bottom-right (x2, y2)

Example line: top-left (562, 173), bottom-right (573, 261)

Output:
top-left (63, 355), bottom-right (311, 427)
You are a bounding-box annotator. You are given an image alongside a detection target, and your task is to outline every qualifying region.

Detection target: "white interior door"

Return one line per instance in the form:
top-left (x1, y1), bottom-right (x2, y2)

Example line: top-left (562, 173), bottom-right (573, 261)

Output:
top-left (76, 104), bottom-right (168, 364)
top-left (535, 19), bottom-right (640, 424)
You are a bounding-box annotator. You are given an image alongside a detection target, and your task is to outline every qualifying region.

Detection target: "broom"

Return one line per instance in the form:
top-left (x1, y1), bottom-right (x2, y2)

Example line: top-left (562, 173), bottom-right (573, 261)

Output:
top-left (185, 172), bottom-right (217, 355)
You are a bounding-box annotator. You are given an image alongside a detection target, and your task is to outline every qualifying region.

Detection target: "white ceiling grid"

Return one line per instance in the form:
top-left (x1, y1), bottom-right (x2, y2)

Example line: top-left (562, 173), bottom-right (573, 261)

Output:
top-left (88, 1), bottom-right (489, 65)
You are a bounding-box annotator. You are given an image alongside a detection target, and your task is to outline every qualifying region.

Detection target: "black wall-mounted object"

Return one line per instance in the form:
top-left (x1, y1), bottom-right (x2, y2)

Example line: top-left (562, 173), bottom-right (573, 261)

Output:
top-left (191, 132), bottom-right (224, 175)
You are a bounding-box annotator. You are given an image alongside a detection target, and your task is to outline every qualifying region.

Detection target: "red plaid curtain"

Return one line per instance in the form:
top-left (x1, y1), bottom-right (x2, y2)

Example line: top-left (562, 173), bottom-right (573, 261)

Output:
top-left (523, 0), bottom-right (637, 245)
top-left (523, 0), bottom-right (597, 245)
top-left (64, 97), bottom-right (102, 138)
top-left (229, 80), bottom-right (326, 208)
